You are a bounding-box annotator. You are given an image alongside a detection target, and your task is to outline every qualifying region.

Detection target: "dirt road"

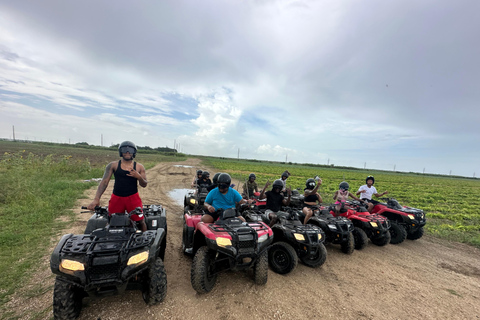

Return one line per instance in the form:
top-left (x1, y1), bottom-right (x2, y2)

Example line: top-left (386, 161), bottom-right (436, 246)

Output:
top-left (8, 159), bottom-right (480, 320)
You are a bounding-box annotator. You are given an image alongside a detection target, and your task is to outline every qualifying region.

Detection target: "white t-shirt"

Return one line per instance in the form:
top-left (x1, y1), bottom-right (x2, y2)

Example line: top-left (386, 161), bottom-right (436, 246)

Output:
top-left (358, 185), bottom-right (377, 200)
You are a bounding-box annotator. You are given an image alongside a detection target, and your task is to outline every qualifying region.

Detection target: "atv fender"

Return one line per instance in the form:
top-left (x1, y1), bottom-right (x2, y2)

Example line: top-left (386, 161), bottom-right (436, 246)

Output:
top-left (50, 234), bottom-right (74, 273)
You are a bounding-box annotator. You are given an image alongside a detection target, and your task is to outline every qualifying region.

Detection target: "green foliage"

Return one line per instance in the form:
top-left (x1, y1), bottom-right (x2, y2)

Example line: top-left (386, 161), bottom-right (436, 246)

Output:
top-left (0, 151), bottom-right (102, 309)
top-left (203, 158), bottom-right (480, 248)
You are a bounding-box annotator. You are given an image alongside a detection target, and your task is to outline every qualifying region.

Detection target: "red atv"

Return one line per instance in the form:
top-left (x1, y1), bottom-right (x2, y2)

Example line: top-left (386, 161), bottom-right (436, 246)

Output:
top-left (371, 198), bottom-right (427, 244)
top-left (182, 208), bottom-right (273, 294)
top-left (333, 201), bottom-right (391, 247)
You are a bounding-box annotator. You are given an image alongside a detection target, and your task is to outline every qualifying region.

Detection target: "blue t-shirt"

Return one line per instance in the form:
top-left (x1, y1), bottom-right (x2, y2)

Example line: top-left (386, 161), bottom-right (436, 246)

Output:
top-left (205, 187), bottom-right (243, 210)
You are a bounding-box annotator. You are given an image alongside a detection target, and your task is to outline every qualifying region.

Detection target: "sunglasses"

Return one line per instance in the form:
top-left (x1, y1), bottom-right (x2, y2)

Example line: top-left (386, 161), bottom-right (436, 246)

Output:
top-left (218, 183), bottom-right (229, 189)
top-left (120, 146), bottom-right (135, 154)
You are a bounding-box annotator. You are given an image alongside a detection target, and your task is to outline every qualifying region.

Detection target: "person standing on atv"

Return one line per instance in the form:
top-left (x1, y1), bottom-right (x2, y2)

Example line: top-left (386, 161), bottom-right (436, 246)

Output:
top-left (87, 141), bottom-right (148, 231)
top-left (242, 173), bottom-right (259, 198)
top-left (302, 177), bottom-right (322, 224)
top-left (202, 173), bottom-right (253, 223)
top-left (259, 179), bottom-right (291, 227)
top-left (356, 176), bottom-right (388, 213)
top-left (333, 181), bottom-right (363, 215)
top-left (191, 169), bottom-right (203, 188)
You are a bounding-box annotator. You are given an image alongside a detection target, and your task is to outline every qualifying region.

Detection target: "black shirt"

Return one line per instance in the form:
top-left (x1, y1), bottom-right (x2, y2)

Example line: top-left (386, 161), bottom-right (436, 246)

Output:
top-left (113, 160), bottom-right (138, 197)
top-left (265, 191), bottom-right (284, 212)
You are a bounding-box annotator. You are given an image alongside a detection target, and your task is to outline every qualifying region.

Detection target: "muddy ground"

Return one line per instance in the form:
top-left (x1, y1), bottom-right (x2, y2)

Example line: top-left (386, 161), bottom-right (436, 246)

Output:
top-left (7, 159), bottom-right (480, 320)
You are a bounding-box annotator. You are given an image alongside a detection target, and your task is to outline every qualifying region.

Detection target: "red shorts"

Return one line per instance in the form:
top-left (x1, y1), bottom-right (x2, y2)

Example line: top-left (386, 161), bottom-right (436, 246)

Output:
top-left (108, 193), bottom-right (144, 221)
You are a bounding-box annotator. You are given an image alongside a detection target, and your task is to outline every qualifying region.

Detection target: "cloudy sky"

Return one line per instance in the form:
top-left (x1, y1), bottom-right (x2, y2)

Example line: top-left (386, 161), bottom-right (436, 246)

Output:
top-left (1, 0), bottom-right (479, 177)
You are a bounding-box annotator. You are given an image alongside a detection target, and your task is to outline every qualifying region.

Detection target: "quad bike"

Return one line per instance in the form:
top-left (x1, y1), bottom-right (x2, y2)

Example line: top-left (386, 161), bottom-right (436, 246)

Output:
top-left (295, 206), bottom-right (356, 254)
top-left (183, 208), bottom-right (273, 294)
top-left (242, 207), bottom-right (327, 274)
top-left (371, 198), bottom-right (427, 244)
top-left (50, 205), bottom-right (167, 319)
top-left (288, 189), bottom-right (304, 208)
top-left (184, 186), bottom-right (209, 212)
top-left (336, 201), bottom-right (391, 247)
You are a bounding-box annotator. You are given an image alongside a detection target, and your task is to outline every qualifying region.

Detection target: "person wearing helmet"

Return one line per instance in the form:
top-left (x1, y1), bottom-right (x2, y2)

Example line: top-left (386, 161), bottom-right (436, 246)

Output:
top-left (242, 173), bottom-right (259, 198)
top-left (333, 181), bottom-right (364, 215)
top-left (259, 179), bottom-right (292, 227)
top-left (206, 172), bottom-right (221, 192)
top-left (191, 169), bottom-right (203, 188)
top-left (302, 177), bottom-right (322, 224)
top-left (197, 171), bottom-right (212, 189)
top-left (356, 176), bottom-right (389, 212)
top-left (280, 170), bottom-right (291, 192)
top-left (87, 141), bottom-right (148, 231)
top-left (202, 173), bottom-right (253, 223)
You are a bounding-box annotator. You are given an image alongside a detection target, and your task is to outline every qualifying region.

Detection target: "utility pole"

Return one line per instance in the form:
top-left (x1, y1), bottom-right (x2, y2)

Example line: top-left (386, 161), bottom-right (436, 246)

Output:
top-left (394, 164), bottom-right (396, 171)
top-left (449, 170), bottom-right (452, 175)
top-left (423, 168), bottom-right (425, 174)
top-left (364, 162), bottom-right (366, 169)
top-left (327, 158), bottom-right (329, 165)
top-left (101, 134), bottom-right (103, 146)
top-left (238, 148), bottom-right (240, 160)
top-left (12, 125), bottom-right (15, 141)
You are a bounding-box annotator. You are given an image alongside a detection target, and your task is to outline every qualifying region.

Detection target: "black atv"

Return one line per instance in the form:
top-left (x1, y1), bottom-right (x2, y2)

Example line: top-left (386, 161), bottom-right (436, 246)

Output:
top-left (242, 207), bottom-right (327, 274)
top-left (296, 207), bottom-right (356, 254)
top-left (184, 186), bottom-right (209, 212)
top-left (50, 205), bottom-right (167, 319)
top-left (187, 208), bottom-right (273, 293)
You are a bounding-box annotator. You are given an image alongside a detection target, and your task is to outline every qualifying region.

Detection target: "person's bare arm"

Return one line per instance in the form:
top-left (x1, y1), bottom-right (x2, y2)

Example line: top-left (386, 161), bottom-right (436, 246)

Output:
top-left (259, 181), bottom-right (271, 199)
top-left (87, 162), bottom-right (115, 210)
top-left (349, 192), bottom-right (362, 201)
top-left (333, 190), bottom-right (339, 200)
top-left (374, 191), bottom-right (388, 198)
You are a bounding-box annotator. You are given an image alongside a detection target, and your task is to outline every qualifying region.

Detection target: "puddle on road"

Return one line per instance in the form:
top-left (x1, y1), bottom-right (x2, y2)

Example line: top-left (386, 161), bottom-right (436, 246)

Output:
top-left (168, 188), bottom-right (194, 206)
top-left (173, 165), bottom-right (194, 168)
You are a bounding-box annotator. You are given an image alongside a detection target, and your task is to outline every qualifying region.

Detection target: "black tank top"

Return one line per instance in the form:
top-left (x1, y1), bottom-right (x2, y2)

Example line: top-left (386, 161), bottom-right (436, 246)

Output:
top-left (113, 160), bottom-right (138, 197)
top-left (304, 189), bottom-right (319, 203)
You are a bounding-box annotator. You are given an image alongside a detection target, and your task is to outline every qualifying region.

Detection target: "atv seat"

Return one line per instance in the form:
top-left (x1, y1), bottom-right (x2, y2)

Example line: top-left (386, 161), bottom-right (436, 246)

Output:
top-left (109, 214), bottom-right (133, 228)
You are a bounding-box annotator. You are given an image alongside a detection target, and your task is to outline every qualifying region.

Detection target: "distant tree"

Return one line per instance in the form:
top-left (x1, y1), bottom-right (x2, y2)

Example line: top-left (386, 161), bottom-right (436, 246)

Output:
top-left (75, 142), bottom-right (89, 146)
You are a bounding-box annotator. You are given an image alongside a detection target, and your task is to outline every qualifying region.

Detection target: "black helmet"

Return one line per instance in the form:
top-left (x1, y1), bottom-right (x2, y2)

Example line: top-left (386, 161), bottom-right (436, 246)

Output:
top-left (306, 178), bottom-right (316, 190)
top-left (196, 169), bottom-right (203, 175)
top-left (272, 179), bottom-right (284, 190)
top-left (366, 175), bottom-right (375, 184)
top-left (217, 173), bottom-right (232, 186)
top-left (212, 172), bottom-right (221, 184)
top-left (118, 141), bottom-right (137, 158)
top-left (339, 181), bottom-right (349, 191)
top-left (281, 171), bottom-right (289, 179)
top-left (249, 173), bottom-right (256, 180)
top-left (202, 171), bottom-right (210, 179)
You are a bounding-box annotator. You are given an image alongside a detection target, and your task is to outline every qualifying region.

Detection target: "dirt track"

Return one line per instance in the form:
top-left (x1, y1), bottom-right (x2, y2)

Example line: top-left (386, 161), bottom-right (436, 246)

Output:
top-left (8, 159), bottom-right (480, 320)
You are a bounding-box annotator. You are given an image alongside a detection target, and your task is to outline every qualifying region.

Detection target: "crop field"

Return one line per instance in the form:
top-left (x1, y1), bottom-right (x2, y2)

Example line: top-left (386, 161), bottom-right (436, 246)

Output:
top-left (203, 158), bottom-right (480, 247)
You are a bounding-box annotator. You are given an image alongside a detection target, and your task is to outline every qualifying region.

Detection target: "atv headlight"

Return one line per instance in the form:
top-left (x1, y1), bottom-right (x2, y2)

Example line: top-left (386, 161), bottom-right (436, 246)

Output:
top-left (370, 222), bottom-right (378, 228)
top-left (60, 259), bottom-right (84, 272)
top-left (258, 234), bottom-right (269, 243)
top-left (408, 214), bottom-right (415, 220)
top-left (294, 233), bottom-right (305, 241)
top-left (328, 224), bottom-right (337, 230)
top-left (318, 233), bottom-right (322, 240)
top-left (216, 237), bottom-right (232, 247)
top-left (190, 199), bottom-right (197, 205)
top-left (127, 251), bottom-right (149, 266)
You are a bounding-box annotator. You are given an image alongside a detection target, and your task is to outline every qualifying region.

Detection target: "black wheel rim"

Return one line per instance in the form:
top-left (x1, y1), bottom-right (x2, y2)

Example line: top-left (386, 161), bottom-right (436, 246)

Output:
top-left (271, 248), bottom-right (291, 270)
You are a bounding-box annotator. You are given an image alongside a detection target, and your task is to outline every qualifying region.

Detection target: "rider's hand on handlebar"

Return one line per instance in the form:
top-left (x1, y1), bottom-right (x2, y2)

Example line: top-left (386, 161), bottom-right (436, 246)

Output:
top-left (87, 199), bottom-right (100, 211)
